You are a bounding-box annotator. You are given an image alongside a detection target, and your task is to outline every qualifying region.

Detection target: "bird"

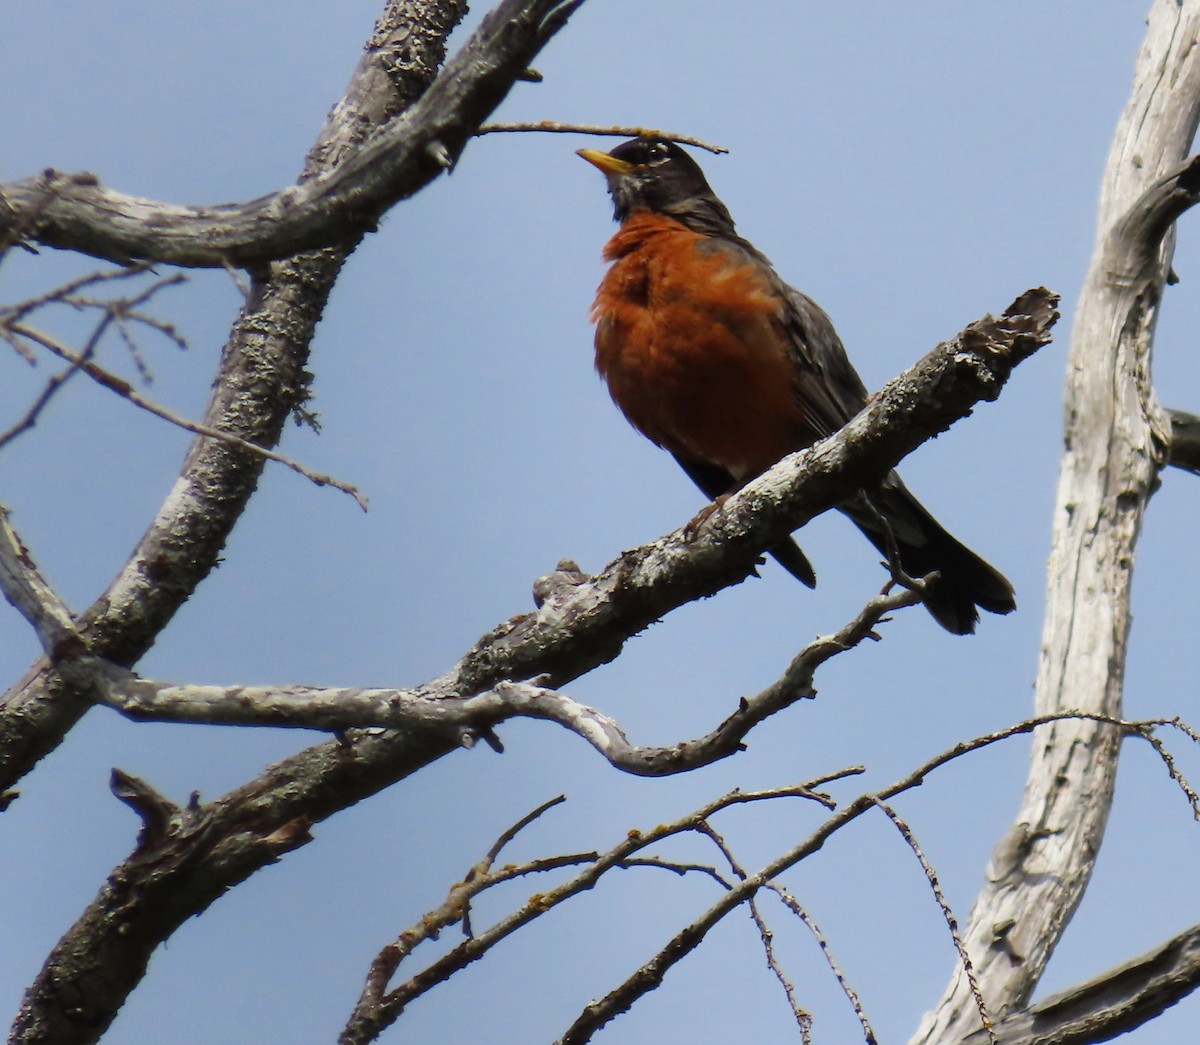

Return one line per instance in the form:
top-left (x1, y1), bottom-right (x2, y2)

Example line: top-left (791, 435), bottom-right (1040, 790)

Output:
top-left (576, 135), bottom-right (1015, 635)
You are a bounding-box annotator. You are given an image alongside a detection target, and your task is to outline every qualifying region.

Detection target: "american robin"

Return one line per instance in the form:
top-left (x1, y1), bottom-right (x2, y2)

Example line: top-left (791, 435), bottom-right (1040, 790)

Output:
top-left (577, 136), bottom-right (1015, 634)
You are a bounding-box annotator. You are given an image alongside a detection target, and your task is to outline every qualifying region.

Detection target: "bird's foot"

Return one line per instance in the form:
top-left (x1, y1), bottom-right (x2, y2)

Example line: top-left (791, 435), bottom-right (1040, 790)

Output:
top-left (683, 493), bottom-right (729, 541)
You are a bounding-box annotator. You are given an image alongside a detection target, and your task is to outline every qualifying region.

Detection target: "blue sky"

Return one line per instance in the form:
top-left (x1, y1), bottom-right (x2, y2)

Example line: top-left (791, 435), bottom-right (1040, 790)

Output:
top-left (2, 3), bottom-right (1199, 1042)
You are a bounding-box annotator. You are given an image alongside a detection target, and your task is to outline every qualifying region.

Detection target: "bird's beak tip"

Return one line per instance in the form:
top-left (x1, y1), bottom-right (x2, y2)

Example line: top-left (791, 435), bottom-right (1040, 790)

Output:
top-left (577, 148), bottom-right (634, 175)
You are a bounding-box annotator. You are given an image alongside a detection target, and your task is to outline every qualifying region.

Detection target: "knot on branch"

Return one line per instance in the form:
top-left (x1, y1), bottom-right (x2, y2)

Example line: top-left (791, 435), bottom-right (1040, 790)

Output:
top-left (532, 559), bottom-right (593, 608)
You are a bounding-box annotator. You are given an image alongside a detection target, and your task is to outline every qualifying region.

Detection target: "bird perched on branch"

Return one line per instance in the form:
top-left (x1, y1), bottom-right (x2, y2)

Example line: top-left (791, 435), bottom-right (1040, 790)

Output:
top-left (577, 135), bottom-right (1015, 634)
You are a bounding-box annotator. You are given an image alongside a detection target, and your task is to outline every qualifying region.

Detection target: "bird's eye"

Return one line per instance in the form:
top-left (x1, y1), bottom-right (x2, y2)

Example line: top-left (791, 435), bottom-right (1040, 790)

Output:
top-left (645, 143), bottom-right (671, 166)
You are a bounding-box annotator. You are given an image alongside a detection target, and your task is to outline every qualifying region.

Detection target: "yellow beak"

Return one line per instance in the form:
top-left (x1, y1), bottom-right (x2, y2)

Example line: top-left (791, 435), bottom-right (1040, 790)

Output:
top-left (576, 148), bottom-right (636, 175)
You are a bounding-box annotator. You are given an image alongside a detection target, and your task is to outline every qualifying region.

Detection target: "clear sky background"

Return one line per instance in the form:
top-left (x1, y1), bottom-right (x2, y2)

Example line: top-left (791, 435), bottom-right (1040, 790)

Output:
top-left (2, 2), bottom-right (1199, 1043)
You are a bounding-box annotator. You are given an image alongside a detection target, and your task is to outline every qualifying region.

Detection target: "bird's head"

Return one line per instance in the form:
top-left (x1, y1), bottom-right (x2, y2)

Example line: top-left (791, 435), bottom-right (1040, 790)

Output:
top-left (577, 136), bottom-right (734, 234)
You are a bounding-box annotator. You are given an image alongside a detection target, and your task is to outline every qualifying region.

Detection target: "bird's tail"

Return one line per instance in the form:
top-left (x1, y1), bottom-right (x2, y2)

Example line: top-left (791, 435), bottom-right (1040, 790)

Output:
top-left (770, 537), bottom-right (817, 588)
top-left (842, 477), bottom-right (1015, 635)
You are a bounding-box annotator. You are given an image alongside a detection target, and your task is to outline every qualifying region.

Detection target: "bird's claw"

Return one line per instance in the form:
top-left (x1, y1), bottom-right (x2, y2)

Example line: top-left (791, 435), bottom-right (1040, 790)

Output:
top-left (683, 493), bottom-right (729, 541)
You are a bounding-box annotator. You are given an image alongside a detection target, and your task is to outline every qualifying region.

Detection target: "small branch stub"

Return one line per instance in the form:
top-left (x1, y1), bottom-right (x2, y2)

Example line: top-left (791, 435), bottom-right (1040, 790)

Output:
top-left (110, 768), bottom-right (179, 848)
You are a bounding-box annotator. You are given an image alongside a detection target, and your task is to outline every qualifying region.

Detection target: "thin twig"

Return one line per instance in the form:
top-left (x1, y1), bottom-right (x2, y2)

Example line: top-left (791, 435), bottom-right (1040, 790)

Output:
top-left (869, 798), bottom-right (996, 1045)
top-left (856, 494), bottom-right (930, 599)
top-left (0, 306), bottom-right (115, 451)
top-left (462, 794), bottom-right (568, 936)
top-left (1, 267), bottom-right (185, 446)
top-left (485, 794), bottom-right (566, 863)
top-left (7, 322), bottom-right (368, 509)
top-left (0, 262), bottom-right (156, 325)
top-left (92, 273), bottom-right (189, 378)
top-left (616, 856), bottom-right (732, 889)
top-left (767, 884), bottom-right (878, 1045)
top-left (1131, 723), bottom-right (1200, 819)
top-left (1163, 715), bottom-right (1200, 745)
top-left (220, 256), bottom-right (253, 302)
top-left (556, 710), bottom-right (1197, 1043)
top-left (0, 358), bottom-right (86, 449)
top-left (697, 821), bottom-right (813, 1042)
top-left (478, 120), bottom-right (729, 154)
top-left (115, 307), bottom-right (188, 352)
top-left (2, 326), bottom-right (38, 363)
top-left (343, 781), bottom-right (840, 1044)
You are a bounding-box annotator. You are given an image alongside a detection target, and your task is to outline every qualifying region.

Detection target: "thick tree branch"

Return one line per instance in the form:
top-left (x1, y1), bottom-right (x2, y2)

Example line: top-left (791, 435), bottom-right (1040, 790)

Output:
top-left (1165, 406), bottom-right (1200, 474)
top-left (0, 0), bottom-right (569, 798)
top-left (66, 292), bottom-right (1052, 757)
top-left (72, 583), bottom-right (920, 776)
top-left (10, 291), bottom-right (1053, 1044)
top-left (446, 289), bottom-right (1056, 695)
top-left (0, 0), bottom-right (586, 268)
top-left (914, 5), bottom-right (1200, 1040)
top-left (960, 922), bottom-right (1200, 1045)
top-left (7, 3), bottom-right (469, 1041)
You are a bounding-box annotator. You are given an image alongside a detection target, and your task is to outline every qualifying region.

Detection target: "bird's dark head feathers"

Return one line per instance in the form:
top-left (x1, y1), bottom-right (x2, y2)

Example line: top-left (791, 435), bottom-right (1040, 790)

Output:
top-left (577, 136), bottom-right (737, 236)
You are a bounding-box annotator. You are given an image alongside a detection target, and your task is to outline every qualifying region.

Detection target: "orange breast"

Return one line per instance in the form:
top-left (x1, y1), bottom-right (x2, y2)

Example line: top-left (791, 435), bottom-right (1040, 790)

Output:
top-left (591, 213), bottom-right (806, 484)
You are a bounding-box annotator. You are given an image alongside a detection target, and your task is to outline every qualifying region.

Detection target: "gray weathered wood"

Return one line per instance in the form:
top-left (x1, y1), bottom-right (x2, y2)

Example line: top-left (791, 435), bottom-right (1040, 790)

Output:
top-left (912, 3), bottom-right (1200, 1041)
top-left (959, 922), bottom-right (1200, 1045)
top-left (0, 0), bottom-right (584, 268)
top-left (6, 3), bottom-right (588, 1042)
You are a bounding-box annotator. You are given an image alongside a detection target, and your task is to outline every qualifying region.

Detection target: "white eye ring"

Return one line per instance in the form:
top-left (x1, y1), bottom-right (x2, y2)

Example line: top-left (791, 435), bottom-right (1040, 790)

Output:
top-left (646, 144), bottom-right (670, 166)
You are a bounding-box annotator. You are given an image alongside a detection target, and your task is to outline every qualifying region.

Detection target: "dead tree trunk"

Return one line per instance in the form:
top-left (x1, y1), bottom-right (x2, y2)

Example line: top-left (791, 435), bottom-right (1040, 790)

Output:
top-left (913, 3), bottom-right (1200, 1040)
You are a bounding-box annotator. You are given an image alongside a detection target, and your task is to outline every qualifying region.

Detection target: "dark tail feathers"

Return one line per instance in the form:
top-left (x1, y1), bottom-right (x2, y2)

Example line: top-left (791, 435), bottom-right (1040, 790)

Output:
top-left (842, 478), bottom-right (1015, 635)
top-left (770, 537), bottom-right (817, 588)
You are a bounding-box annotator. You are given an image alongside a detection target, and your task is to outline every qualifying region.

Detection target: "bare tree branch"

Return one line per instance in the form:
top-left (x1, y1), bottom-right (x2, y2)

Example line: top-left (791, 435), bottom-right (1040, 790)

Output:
top-left (77, 582), bottom-right (920, 776)
top-left (871, 798), bottom-right (995, 1044)
top-left (0, 286), bottom-right (1054, 823)
top-left (913, 4), bottom-right (1200, 1038)
top-left (6, 4), bottom-right (479, 1040)
top-left (342, 782), bottom-right (835, 1045)
top-left (0, 267), bottom-right (175, 449)
top-left (0, 1), bottom-right (590, 268)
top-left (6, 280), bottom-right (1056, 1040)
top-left (0, 0), bottom-right (569, 801)
top-left (697, 822), bottom-right (814, 1042)
top-left (767, 883), bottom-right (878, 1044)
top-left (0, 262), bottom-right (162, 324)
top-left (443, 289), bottom-right (1056, 695)
top-left (556, 714), bottom-right (1196, 1044)
top-left (960, 922), bottom-right (1200, 1045)
top-left (478, 120), bottom-right (729, 153)
top-left (3, 4), bottom-right (1190, 1042)
top-left (0, 358), bottom-right (85, 449)
top-left (0, 504), bottom-right (79, 659)
top-left (7, 321), bottom-right (370, 507)
top-left (0, 310), bottom-right (115, 450)
top-left (25, 296), bottom-right (1052, 778)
